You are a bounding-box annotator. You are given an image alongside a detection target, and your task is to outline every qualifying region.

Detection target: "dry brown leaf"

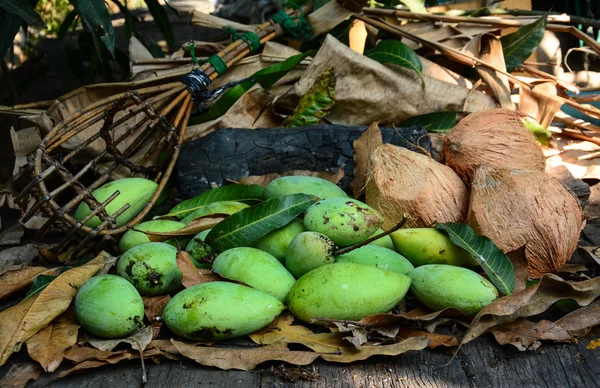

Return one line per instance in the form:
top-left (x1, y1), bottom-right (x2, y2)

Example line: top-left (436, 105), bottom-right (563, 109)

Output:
top-left (58, 352), bottom-right (136, 378)
top-left (143, 295), bottom-right (171, 321)
top-left (463, 33), bottom-right (514, 109)
top-left (25, 309), bottom-right (80, 372)
top-left (171, 339), bottom-right (320, 371)
top-left (507, 247), bottom-right (529, 293)
top-left (0, 252), bottom-right (108, 366)
top-left (0, 363), bottom-right (42, 388)
top-left (462, 275), bottom-right (600, 347)
top-left (0, 244), bottom-right (39, 275)
top-left (250, 313), bottom-right (431, 362)
top-left (519, 81), bottom-right (564, 128)
top-left (64, 344), bottom-right (128, 363)
top-left (238, 169), bottom-right (345, 188)
top-left (276, 35), bottom-right (496, 126)
top-left (146, 217), bottom-right (225, 241)
top-left (397, 328), bottom-right (458, 348)
top-left (176, 251), bottom-right (223, 288)
top-left (351, 122), bottom-right (383, 198)
top-left (0, 267), bottom-right (51, 299)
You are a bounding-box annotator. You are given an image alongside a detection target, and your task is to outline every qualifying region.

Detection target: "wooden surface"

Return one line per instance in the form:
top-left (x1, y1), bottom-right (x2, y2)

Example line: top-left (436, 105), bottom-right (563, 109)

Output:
top-left (7, 332), bottom-right (598, 387)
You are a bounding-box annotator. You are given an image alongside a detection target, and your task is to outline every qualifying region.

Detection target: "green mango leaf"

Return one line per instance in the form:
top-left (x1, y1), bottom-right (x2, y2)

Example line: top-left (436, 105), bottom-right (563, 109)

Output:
top-left (70, 0), bottom-right (115, 56)
top-left (206, 194), bottom-right (317, 252)
top-left (399, 111), bottom-right (458, 133)
top-left (398, 0), bottom-right (427, 13)
top-left (365, 40), bottom-right (424, 86)
top-left (24, 274), bottom-right (57, 300)
top-left (166, 185), bottom-right (265, 220)
top-left (189, 50), bottom-right (315, 125)
top-left (283, 67), bottom-right (336, 127)
top-left (500, 15), bottom-right (547, 73)
top-left (0, 0), bottom-right (45, 27)
top-left (57, 9), bottom-right (77, 41)
top-left (521, 119), bottom-right (551, 146)
top-left (0, 10), bottom-right (22, 59)
top-left (436, 222), bottom-right (515, 296)
top-left (143, 0), bottom-right (174, 49)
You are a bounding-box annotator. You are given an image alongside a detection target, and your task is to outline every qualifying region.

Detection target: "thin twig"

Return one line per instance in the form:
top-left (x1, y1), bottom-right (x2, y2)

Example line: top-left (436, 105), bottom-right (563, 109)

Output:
top-left (335, 215), bottom-right (408, 256)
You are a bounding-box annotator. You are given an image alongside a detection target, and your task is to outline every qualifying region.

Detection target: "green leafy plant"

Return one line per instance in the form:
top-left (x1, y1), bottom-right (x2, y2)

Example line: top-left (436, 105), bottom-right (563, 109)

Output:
top-left (399, 111), bottom-right (458, 133)
top-left (500, 15), bottom-right (547, 73)
top-left (436, 222), bottom-right (515, 296)
top-left (283, 67), bottom-right (336, 127)
top-left (365, 39), bottom-right (424, 86)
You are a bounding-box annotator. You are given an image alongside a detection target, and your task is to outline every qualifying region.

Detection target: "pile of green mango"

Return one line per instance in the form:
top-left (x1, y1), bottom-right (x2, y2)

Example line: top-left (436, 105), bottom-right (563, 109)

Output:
top-left (73, 175), bottom-right (499, 340)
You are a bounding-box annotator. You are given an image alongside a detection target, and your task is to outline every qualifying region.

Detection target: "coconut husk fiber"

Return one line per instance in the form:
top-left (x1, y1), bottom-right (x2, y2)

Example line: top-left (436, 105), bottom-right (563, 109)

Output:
top-left (441, 108), bottom-right (546, 184)
top-left (467, 166), bottom-right (585, 279)
top-left (366, 144), bottom-right (469, 229)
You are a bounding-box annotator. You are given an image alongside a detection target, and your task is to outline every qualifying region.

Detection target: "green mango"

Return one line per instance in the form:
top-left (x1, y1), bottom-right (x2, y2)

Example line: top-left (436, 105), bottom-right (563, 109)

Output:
top-left (181, 201), bottom-right (250, 224)
top-left (252, 219), bottom-right (305, 262)
top-left (116, 242), bottom-right (182, 296)
top-left (368, 228), bottom-right (395, 250)
top-left (119, 220), bottom-right (187, 253)
top-left (409, 264), bottom-right (499, 316)
top-left (287, 263), bottom-right (411, 322)
top-left (391, 228), bottom-right (477, 267)
top-left (163, 282), bottom-right (284, 341)
top-left (337, 245), bottom-right (414, 274)
top-left (73, 178), bottom-right (158, 228)
top-left (212, 247), bottom-right (295, 302)
top-left (285, 231), bottom-right (336, 278)
top-left (75, 274), bottom-right (144, 338)
top-left (304, 198), bottom-right (383, 246)
top-left (186, 229), bottom-right (216, 269)
top-left (265, 176), bottom-right (348, 199)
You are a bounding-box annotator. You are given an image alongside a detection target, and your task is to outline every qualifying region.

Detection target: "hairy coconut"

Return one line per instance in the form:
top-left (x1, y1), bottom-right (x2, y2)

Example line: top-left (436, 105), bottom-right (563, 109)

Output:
top-left (441, 109), bottom-right (545, 184)
top-left (467, 166), bottom-right (584, 279)
top-left (366, 144), bottom-right (469, 229)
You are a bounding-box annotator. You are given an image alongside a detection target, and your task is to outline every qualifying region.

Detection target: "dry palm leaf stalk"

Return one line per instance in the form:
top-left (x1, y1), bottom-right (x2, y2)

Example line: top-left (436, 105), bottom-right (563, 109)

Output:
top-left (13, 2), bottom-right (317, 254)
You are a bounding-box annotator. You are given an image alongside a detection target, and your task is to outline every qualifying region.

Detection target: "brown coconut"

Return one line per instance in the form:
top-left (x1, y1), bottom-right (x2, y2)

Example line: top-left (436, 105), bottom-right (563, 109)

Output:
top-left (467, 166), bottom-right (584, 279)
top-left (366, 144), bottom-right (469, 229)
top-left (441, 108), bottom-right (546, 184)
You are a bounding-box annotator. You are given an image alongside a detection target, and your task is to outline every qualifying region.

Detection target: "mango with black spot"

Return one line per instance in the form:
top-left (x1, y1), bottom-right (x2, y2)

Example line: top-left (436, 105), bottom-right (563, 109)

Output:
top-left (163, 282), bottom-right (284, 340)
top-left (116, 242), bottom-right (182, 296)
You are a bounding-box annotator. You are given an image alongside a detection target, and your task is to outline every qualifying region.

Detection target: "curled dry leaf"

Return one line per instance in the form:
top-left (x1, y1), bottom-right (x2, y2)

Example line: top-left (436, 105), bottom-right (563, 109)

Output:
top-left (489, 300), bottom-right (600, 350)
top-left (171, 339), bottom-right (320, 371)
top-left (440, 108), bottom-right (546, 184)
top-left (351, 122), bottom-right (383, 198)
top-left (250, 313), bottom-right (431, 363)
top-left (0, 252), bottom-right (107, 366)
top-left (176, 251), bottom-right (223, 288)
top-left (0, 363), bottom-right (43, 388)
top-left (25, 309), bottom-right (80, 372)
top-left (366, 144), bottom-right (468, 228)
top-left (64, 345), bottom-right (128, 363)
top-left (397, 328), bottom-right (459, 349)
top-left (462, 275), bottom-right (600, 347)
top-left (143, 295), bottom-right (171, 338)
top-left (468, 167), bottom-right (584, 278)
top-left (238, 169), bottom-right (345, 188)
top-left (507, 247), bottom-right (529, 293)
top-left (0, 267), bottom-right (52, 300)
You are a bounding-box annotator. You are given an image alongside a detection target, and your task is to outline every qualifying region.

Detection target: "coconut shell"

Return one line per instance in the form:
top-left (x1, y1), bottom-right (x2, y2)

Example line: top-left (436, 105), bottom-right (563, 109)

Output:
top-left (366, 144), bottom-right (469, 229)
top-left (441, 108), bottom-right (546, 184)
top-left (467, 166), bottom-right (584, 279)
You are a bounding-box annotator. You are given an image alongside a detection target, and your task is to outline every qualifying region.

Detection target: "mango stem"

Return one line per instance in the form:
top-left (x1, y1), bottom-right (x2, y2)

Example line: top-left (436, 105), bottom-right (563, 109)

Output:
top-left (334, 214), bottom-right (408, 256)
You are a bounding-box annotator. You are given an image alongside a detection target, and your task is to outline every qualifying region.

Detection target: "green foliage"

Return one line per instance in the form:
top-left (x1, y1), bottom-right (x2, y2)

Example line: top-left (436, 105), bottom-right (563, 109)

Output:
top-left (522, 119), bottom-right (552, 146)
top-left (206, 194), bottom-right (317, 252)
top-left (190, 50), bottom-right (315, 124)
top-left (283, 67), bottom-right (336, 127)
top-left (167, 185), bottom-right (265, 220)
top-left (399, 111), bottom-right (458, 133)
top-left (365, 39), bottom-right (424, 85)
top-left (436, 222), bottom-right (515, 296)
top-left (0, 0), bottom-right (46, 27)
top-left (500, 15), bottom-right (547, 73)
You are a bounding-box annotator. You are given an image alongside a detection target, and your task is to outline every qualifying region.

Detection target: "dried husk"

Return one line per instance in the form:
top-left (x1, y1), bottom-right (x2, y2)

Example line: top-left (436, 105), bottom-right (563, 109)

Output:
top-left (467, 166), bottom-right (585, 279)
top-left (366, 144), bottom-right (469, 229)
top-left (441, 109), bottom-right (546, 184)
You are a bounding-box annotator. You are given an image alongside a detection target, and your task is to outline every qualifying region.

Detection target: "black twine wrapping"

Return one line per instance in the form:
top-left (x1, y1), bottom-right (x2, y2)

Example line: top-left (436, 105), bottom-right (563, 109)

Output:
top-left (180, 69), bottom-right (253, 112)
